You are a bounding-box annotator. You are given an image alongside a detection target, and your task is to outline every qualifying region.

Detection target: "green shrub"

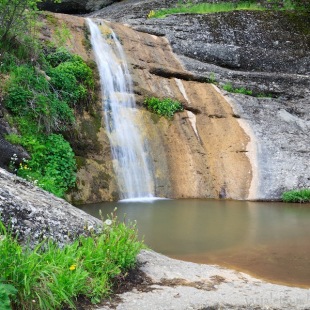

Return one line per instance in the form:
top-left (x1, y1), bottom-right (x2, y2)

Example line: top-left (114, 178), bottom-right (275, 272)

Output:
top-left (3, 47), bottom-right (97, 197)
top-left (47, 52), bottom-right (94, 107)
top-left (0, 216), bottom-right (143, 309)
top-left (223, 83), bottom-right (253, 95)
top-left (46, 47), bottom-right (74, 67)
top-left (0, 283), bottom-right (17, 310)
top-left (4, 64), bottom-right (75, 133)
top-left (144, 97), bottom-right (183, 118)
top-left (282, 188), bottom-right (310, 203)
top-left (7, 132), bottom-right (77, 197)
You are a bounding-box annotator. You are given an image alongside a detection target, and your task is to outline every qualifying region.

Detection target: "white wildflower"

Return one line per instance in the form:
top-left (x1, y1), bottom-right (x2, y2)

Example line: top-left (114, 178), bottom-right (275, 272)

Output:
top-left (104, 219), bottom-right (112, 226)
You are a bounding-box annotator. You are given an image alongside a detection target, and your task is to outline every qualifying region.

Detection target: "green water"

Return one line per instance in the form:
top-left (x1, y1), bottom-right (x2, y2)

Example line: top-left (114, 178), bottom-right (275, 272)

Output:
top-left (80, 199), bottom-right (310, 287)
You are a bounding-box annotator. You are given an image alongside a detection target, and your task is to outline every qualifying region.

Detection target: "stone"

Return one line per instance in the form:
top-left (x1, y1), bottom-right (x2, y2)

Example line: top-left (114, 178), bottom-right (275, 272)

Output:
top-left (0, 168), bottom-right (101, 248)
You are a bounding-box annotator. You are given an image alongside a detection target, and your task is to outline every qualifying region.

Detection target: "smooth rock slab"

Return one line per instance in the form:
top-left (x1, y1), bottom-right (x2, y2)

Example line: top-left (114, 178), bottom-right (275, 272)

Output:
top-left (98, 250), bottom-right (310, 310)
top-left (0, 168), bottom-right (101, 247)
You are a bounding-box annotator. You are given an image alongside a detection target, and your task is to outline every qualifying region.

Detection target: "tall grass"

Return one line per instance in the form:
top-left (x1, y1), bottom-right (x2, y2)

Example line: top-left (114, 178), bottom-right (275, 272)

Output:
top-left (282, 189), bottom-right (310, 203)
top-left (149, 2), bottom-right (265, 18)
top-left (0, 215), bottom-right (143, 309)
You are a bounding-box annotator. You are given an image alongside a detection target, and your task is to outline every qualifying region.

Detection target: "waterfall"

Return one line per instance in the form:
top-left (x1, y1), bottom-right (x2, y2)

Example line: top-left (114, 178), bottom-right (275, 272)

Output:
top-left (87, 18), bottom-right (154, 200)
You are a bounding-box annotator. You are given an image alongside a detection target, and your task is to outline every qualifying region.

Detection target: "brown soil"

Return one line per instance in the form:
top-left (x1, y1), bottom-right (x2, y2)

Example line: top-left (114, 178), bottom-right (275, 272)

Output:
top-left (62, 265), bottom-right (153, 310)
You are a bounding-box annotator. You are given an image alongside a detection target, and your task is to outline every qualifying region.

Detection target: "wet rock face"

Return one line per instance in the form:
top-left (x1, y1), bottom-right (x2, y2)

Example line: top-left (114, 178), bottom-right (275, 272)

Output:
top-left (92, 1), bottom-right (310, 98)
top-left (0, 168), bottom-right (101, 247)
top-left (91, 1), bottom-right (310, 199)
top-left (38, 0), bottom-right (118, 14)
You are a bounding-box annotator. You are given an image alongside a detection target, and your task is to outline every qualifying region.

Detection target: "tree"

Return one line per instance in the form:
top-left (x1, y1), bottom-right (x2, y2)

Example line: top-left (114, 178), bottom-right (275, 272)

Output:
top-left (0, 0), bottom-right (60, 43)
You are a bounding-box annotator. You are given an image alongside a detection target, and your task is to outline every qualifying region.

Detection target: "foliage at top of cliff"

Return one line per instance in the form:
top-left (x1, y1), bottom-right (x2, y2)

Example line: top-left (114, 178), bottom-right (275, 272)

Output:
top-left (0, 0), bottom-right (61, 43)
top-left (148, 0), bottom-right (309, 18)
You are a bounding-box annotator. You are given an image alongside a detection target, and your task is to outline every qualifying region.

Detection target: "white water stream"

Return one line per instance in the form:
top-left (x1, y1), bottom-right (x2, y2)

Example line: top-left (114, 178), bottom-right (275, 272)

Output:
top-left (87, 19), bottom-right (154, 199)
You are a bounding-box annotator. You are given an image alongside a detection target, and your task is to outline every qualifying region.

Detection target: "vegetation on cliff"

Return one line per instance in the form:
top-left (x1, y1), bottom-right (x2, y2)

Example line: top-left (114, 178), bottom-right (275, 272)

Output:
top-left (148, 0), bottom-right (309, 18)
top-left (0, 1), bottom-right (96, 197)
top-left (282, 189), bottom-right (310, 203)
top-left (0, 215), bottom-right (143, 309)
top-left (144, 97), bottom-right (183, 118)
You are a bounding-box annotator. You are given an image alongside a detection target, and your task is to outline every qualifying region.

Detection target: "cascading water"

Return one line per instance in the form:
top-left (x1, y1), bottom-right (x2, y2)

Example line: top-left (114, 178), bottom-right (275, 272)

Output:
top-left (87, 18), bottom-right (154, 200)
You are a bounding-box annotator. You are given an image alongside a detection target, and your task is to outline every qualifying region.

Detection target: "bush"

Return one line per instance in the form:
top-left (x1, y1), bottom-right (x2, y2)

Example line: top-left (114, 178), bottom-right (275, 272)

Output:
top-left (223, 83), bottom-right (253, 95)
top-left (0, 283), bottom-right (17, 310)
top-left (3, 47), bottom-right (96, 197)
top-left (7, 132), bottom-right (77, 197)
top-left (0, 216), bottom-right (143, 309)
top-left (144, 97), bottom-right (183, 118)
top-left (282, 188), bottom-right (310, 203)
top-left (46, 47), bottom-right (74, 67)
top-left (47, 51), bottom-right (94, 108)
top-left (4, 64), bottom-right (75, 133)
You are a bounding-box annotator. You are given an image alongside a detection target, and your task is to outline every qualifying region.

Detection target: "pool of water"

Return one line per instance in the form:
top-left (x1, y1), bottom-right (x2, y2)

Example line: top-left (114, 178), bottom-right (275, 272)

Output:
top-left (79, 199), bottom-right (310, 287)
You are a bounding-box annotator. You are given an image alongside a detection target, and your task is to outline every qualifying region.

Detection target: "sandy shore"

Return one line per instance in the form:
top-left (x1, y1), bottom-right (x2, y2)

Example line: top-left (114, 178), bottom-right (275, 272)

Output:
top-left (98, 250), bottom-right (310, 310)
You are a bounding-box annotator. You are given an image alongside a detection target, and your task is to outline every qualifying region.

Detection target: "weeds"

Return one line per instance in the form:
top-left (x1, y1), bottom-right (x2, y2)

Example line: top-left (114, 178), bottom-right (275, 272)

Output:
top-left (222, 83), bottom-right (253, 95)
top-left (144, 97), bottom-right (183, 118)
top-left (0, 214), bottom-right (143, 309)
top-left (282, 188), bottom-right (310, 203)
top-left (148, 0), bottom-right (308, 19)
top-left (148, 1), bottom-right (265, 18)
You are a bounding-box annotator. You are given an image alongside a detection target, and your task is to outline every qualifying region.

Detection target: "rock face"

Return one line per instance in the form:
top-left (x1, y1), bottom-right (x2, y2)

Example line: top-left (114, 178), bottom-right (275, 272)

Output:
top-left (0, 168), bottom-right (101, 247)
top-left (40, 13), bottom-right (119, 204)
top-left (90, 1), bottom-right (310, 200)
top-left (1, 13), bottom-right (118, 204)
top-left (38, 0), bottom-right (117, 14)
top-left (102, 22), bottom-right (252, 199)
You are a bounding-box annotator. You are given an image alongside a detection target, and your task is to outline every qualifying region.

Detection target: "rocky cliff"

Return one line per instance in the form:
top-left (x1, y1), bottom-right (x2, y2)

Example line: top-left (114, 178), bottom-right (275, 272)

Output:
top-left (2, 2), bottom-right (309, 202)
top-left (89, 0), bottom-right (310, 200)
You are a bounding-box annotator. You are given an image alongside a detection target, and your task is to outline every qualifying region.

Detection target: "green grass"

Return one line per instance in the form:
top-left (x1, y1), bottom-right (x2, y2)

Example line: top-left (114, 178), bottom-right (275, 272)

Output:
top-left (148, 2), bottom-right (265, 18)
top-left (148, 0), bottom-right (307, 18)
top-left (0, 215), bottom-right (144, 309)
top-left (282, 188), bottom-right (310, 203)
top-left (144, 97), bottom-right (183, 118)
top-left (222, 83), bottom-right (253, 96)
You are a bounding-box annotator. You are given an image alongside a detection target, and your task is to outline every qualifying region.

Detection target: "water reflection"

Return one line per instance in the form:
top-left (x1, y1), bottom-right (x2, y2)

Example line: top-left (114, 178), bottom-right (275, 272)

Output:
top-left (80, 199), bottom-right (310, 287)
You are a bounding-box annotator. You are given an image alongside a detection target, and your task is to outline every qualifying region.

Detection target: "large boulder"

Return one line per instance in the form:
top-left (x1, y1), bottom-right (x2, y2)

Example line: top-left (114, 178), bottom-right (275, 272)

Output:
top-left (0, 168), bottom-right (101, 247)
top-left (38, 0), bottom-right (118, 14)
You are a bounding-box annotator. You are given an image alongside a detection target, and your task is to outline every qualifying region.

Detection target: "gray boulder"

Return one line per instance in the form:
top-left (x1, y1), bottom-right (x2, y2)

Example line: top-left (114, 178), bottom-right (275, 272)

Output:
top-left (0, 168), bottom-right (101, 247)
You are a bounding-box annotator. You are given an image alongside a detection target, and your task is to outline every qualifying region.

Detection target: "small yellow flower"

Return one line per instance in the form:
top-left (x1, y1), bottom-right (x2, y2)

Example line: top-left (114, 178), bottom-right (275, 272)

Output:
top-left (69, 264), bottom-right (77, 271)
top-left (147, 10), bottom-right (155, 18)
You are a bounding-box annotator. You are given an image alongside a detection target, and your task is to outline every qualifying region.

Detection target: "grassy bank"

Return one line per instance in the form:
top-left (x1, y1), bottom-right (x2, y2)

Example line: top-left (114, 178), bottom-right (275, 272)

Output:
top-left (148, 0), bottom-right (307, 18)
top-left (282, 189), bottom-right (310, 203)
top-left (148, 2), bottom-right (263, 18)
top-left (0, 216), bottom-right (143, 309)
